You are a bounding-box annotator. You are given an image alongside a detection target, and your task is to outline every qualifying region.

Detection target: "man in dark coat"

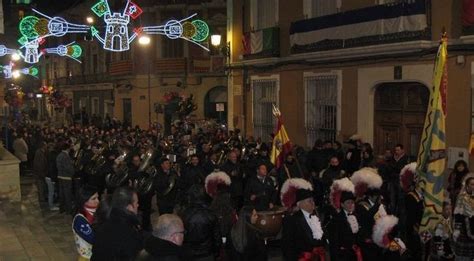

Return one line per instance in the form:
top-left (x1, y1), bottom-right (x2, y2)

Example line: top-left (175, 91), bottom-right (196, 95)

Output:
top-left (33, 141), bottom-right (48, 203)
top-left (327, 191), bottom-right (362, 261)
top-left (282, 189), bottom-right (326, 261)
top-left (154, 158), bottom-right (179, 214)
top-left (181, 186), bottom-right (221, 260)
top-left (278, 154), bottom-right (302, 186)
top-left (137, 213), bottom-right (187, 261)
top-left (404, 186), bottom-right (424, 261)
top-left (356, 189), bottom-right (385, 261)
top-left (178, 155), bottom-right (205, 193)
top-left (220, 151), bottom-right (244, 209)
top-left (244, 163), bottom-right (276, 211)
top-left (92, 187), bottom-right (143, 261)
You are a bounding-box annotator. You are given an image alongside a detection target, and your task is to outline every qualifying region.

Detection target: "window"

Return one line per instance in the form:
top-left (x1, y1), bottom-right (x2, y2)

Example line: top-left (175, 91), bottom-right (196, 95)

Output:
top-left (92, 97), bottom-right (100, 116)
top-left (252, 76), bottom-right (279, 140)
top-left (304, 73), bottom-right (340, 147)
top-left (304, 0), bottom-right (340, 18)
top-left (251, 0), bottom-right (278, 30)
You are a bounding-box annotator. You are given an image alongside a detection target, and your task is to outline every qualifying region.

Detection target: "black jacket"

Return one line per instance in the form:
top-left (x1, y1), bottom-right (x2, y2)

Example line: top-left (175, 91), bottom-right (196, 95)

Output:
top-left (181, 202), bottom-right (222, 258)
top-left (136, 236), bottom-right (185, 261)
top-left (179, 165), bottom-right (205, 193)
top-left (91, 208), bottom-right (143, 261)
top-left (220, 160), bottom-right (244, 197)
top-left (154, 168), bottom-right (179, 210)
top-left (243, 175), bottom-right (276, 211)
top-left (281, 210), bottom-right (326, 261)
top-left (327, 210), bottom-right (360, 261)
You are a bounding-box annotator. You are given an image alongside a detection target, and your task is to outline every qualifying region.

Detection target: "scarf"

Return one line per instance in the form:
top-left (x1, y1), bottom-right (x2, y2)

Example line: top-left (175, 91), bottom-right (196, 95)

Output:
top-left (82, 204), bottom-right (97, 224)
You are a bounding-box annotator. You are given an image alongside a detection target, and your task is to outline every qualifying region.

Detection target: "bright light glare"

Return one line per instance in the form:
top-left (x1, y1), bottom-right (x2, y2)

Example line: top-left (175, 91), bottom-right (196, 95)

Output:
top-left (12, 70), bottom-right (21, 78)
top-left (86, 17), bottom-right (94, 24)
top-left (11, 53), bottom-right (21, 61)
top-left (138, 35), bottom-right (151, 45)
top-left (211, 34), bottom-right (221, 47)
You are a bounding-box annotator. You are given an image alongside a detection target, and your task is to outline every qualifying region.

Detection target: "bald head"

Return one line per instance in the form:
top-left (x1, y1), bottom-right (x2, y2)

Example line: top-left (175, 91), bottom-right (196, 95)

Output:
top-left (151, 213), bottom-right (184, 246)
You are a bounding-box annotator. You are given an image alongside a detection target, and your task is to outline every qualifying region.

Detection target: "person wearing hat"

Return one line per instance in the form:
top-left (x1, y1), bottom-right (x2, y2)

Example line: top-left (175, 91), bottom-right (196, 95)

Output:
top-left (343, 134), bottom-right (363, 174)
top-left (281, 178), bottom-right (326, 261)
top-left (73, 185), bottom-right (100, 260)
top-left (400, 162), bottom-right (424, 261)
top-left (327, 178), bottom-right (362, 261)
top-left (351, 168), bottom-right (386, 261)
top-left (154, 157), bottom-right (179, 214)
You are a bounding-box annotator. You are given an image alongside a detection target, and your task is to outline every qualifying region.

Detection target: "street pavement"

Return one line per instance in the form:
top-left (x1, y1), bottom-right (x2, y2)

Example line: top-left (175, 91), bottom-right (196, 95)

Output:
top-left (0, 175), bottom-right (77, 261)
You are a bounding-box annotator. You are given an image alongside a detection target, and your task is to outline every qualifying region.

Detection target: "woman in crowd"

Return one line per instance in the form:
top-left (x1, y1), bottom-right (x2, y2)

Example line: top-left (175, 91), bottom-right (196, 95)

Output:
top-left (72, 185), bottom-right (100, 261)
top-left (230, 206), bottom-right (267, 261)
top-left (448, 160), bottom-right (469, 205)
top-left (453, 173), bottom-right (474, 261)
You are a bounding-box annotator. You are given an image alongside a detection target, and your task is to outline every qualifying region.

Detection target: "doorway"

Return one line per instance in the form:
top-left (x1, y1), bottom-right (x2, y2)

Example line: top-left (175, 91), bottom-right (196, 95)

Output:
top-left (204, 86), bottom-right (227, 123)
top-left (374, 82), bottom-right (429, 157)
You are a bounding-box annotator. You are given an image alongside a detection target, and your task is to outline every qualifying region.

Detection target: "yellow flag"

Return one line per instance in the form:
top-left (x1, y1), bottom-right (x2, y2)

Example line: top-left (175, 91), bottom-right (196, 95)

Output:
top-left (417, 35), bottom-right (448, 241)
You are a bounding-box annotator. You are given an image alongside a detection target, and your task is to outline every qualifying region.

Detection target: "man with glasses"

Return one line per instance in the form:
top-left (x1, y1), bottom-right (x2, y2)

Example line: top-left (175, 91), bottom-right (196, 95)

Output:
top-left (137, 213), bottom-right (187, 260)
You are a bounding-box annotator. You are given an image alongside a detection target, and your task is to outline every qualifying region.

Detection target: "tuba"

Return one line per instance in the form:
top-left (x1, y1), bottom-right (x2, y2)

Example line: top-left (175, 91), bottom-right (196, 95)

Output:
top-left (105, 150), bottom-right (130, 188)
top-left (134, 147), bottom-right (158, 195)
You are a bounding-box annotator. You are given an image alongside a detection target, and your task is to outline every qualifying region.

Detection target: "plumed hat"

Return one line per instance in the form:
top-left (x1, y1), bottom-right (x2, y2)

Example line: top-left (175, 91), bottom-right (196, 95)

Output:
top-left (372, 215), bottom-right (399, 248)
top-left (350, 167), bottom-right (383, 197)
top-left (280, 178), bottom-right (313, 208)
top-left (400, 162), bottom-right (418, 193)
top-left (205, 171), bottom-right (231, 198)
top-left (329, 177), bottom-right (355, 210)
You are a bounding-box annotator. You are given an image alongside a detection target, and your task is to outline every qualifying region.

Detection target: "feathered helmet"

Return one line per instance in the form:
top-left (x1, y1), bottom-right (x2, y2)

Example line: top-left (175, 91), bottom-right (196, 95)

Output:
top-left (400, 162), bottom-right (418, 193)
top-left (350, 167), bottom-right (383, 197)
top-left (205, 171), bottom-right (231, 198)
top-left (372, 215), bottom-right (399, 248)
top-left (280, 178), bottom-right (313, 208)
top-left (329, 177), bottom-right (355, 210)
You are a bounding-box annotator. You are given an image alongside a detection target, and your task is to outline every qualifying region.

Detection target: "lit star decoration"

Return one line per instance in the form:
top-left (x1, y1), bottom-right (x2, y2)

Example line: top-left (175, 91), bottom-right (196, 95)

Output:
top-left (43, 42), bottom-right (83, 62)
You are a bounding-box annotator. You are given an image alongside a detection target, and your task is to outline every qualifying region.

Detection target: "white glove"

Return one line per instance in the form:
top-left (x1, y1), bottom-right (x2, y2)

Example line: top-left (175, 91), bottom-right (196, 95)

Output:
top-left (395, 238), bottom-right (406, 254)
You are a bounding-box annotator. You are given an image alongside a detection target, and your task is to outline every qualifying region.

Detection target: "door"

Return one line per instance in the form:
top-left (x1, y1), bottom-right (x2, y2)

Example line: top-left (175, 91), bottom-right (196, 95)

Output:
top-left (205, 86), bottom-right (228, 123)
top-left (374, 83), bottom-right (429, 157)
top-left (123, 98), bottom-right (132, 127)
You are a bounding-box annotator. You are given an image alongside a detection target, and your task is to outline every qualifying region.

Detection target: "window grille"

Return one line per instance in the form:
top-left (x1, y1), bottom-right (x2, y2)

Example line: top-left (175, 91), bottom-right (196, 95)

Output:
top-left (253, 79), bottom-right (278, 141)
top-left (305, 75), bottom-right (338, 147)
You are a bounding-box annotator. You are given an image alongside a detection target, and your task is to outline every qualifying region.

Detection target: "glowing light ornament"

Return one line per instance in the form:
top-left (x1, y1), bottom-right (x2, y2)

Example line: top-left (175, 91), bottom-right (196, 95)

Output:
top-left (0, 62), bottom-right (38, 79)
top-left (29, 9), bottom-right (90, 39)
top-left (142, 13), bottom-right (210, 51)
top-left (43, 42), bottom-right (83, 62)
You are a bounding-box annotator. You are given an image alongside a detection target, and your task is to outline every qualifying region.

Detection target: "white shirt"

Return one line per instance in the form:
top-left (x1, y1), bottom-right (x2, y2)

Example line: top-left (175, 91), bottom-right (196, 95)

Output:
top-left (301, 209), bottom-right (323, 240)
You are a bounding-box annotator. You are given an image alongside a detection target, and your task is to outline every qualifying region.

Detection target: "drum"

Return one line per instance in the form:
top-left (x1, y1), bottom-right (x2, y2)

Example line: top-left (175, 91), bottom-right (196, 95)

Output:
top-left (255, 206), bottom-right (286, 239)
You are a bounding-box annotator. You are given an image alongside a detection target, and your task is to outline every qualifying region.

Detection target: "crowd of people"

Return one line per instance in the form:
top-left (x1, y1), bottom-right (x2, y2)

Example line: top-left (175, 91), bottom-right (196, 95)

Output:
top-left (2, 119), bottom-right (474, 261)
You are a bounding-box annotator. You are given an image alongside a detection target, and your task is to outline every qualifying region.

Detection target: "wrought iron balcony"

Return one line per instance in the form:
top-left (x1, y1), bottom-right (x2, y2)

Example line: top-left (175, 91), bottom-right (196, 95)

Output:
top-left (53, 74), bottom-right (111, 86)
top-left (290, 0), bottom-right (431, 54)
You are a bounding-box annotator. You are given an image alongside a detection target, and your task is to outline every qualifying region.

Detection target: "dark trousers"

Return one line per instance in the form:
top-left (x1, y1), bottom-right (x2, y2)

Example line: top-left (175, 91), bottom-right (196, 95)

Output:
top-left (58, 179), bottom-right (73, 214)
top-left (139, 193), bottom-right (153, 231)
top-left (360, 242), bottom-right (382, 261)
top-left (35, 176), bottom-right (47, 202)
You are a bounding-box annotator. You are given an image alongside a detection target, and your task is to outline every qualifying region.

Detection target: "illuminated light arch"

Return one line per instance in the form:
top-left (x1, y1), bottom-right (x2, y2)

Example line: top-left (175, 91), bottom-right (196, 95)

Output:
top-left (191, 20), bottom-right (209, 42)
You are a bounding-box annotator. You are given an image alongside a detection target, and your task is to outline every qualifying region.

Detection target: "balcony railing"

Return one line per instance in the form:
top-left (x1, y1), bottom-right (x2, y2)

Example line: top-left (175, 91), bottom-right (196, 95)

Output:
top-left (290, 0), bottom-right (431, 53)
top-left (109, 60), bottom-right (133, 76)
top-left (243, 27), bottom-right (280, 58)
top-left (53, 74), bottom-right (111, 86)
top-left (156, 58), bottom-right (186, 74)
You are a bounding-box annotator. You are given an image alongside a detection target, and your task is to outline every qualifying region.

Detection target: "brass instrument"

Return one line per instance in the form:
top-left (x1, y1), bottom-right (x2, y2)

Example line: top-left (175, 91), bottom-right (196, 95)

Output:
top-left (134, 147), bottom-right (158, 195)
top-left (156, 171), bottom-right (178, 197)
top-left (105, 150), bottom-right (130, 188)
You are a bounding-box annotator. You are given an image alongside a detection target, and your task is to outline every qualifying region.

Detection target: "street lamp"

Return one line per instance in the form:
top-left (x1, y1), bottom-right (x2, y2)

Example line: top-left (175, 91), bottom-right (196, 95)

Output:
top-left (86, 16), bottom-right (94, 24)
top-left (139, 35), bottom-right (152, 127)
top-left (12, 70), bottom-right (21, 79)
top-left (138, 35), bottom-right (151, 45)
top-left (11, 53), bottom-right (21, 61)
top-left (211, 34), bottom-right (222, 47)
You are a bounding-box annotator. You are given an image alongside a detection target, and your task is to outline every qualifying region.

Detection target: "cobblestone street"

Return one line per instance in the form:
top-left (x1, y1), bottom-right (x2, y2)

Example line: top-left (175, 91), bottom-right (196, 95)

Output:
top-left (0, 176), bottom-right (76, 261)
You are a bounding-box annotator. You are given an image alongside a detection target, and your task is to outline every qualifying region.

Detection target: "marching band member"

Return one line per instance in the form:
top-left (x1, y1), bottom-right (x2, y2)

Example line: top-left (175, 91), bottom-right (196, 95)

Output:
top-left (327, 177), bottom-right (362, 261)
top-left (351, 167), bottom-right (386, 261)
top-left (281, 178), bottom-right (326, 261)
top-left (400, 162), bottom-right (424, 261)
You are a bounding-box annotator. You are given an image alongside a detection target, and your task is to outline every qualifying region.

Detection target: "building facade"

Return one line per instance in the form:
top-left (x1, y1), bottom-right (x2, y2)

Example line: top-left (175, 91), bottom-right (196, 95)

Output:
top-left (47, 0), bottom-right (227, 128)
top-left (227, 0), bottom-right (473, 162)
